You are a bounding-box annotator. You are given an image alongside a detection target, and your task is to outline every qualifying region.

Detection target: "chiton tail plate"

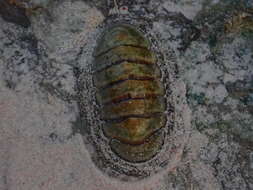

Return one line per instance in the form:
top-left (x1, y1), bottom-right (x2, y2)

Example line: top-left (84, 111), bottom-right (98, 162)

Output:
top-left (93, 24), bottom-right (166, 163)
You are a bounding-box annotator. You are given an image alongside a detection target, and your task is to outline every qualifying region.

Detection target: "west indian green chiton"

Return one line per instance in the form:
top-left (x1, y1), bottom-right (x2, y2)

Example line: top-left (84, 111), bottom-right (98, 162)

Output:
top-left (76, 18), bottom-right (184, 181)
top-left (93, 24), bottom-right (166, 162)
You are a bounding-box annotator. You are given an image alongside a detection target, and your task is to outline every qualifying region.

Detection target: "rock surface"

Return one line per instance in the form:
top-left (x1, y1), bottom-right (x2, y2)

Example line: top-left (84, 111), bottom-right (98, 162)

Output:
top-left (0, 0), bottom-right (252, 189)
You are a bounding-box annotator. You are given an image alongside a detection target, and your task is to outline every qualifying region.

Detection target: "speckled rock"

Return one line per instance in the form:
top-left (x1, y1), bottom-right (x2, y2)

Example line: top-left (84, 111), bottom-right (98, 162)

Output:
top-left (0, 0), bottom-right (252, 189)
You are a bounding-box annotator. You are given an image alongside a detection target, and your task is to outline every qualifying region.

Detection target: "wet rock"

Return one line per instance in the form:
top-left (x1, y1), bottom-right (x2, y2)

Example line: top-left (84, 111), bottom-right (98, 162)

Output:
top-left (30, 0), bottom-right (104, 64)
top-left (226, 80), bottom-right (253, 104)
top-left (164, 165), bottom-right (200, 190)
top-left (194, 0), bottom-right (253, 48)
top-left (199, 132), bottom-right (252, 189)
top-left (0, 0), bottom-right (30, 28)
top-left (0, 0), bottom-right (253, 189)
top-left (0, 20), bottom-right (38, 91)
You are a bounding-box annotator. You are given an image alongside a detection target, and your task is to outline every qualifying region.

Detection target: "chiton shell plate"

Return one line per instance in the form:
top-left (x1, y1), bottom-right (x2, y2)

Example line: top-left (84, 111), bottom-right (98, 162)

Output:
top-left (93, 24), bottom-right (166, 162)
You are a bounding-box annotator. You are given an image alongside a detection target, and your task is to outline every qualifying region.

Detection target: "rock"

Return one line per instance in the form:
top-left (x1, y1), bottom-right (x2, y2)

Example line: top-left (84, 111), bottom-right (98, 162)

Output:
top-left (0, 0), bottom-right (30, 28)
top-left (0, 0), bottom-right (252, 189)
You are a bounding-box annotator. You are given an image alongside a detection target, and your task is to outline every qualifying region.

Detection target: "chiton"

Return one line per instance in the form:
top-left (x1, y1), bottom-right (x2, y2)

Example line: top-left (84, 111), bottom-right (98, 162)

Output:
top-left (93, 24), bottom-right (166, 162)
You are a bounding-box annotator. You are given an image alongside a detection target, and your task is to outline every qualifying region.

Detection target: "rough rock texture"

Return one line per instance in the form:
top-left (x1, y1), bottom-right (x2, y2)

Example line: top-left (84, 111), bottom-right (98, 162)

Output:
top-left (0, 0), bottom-right (252, 189)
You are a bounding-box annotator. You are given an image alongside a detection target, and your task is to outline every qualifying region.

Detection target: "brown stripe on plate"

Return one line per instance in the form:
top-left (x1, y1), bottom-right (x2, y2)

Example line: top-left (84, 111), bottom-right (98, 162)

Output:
top-left (93, 46), bottom-right (156, 71)
top-left (101, 96), bottom-right (166, 120)
top-left (93, 61), bottom-right (161, 89)
top-left (103, 93), bottom-right (161, 105)
top-left (104, 114), bottom-right (166, 145)
top-left (97, 80), bottom-right (164, 104)
top-left (109, 129), bottom-right (165, 162)
top-left (94, 24), bottom-right (151, 56)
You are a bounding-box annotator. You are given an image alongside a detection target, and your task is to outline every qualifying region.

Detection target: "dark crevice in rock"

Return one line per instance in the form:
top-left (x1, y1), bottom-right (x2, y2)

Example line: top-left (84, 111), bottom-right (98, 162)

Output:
top-left (0, 0), bottom-right (30, 28)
